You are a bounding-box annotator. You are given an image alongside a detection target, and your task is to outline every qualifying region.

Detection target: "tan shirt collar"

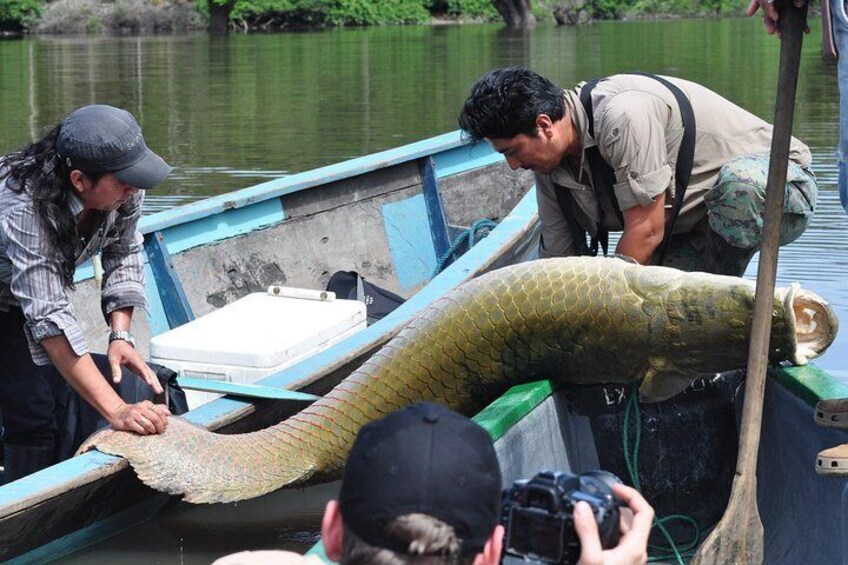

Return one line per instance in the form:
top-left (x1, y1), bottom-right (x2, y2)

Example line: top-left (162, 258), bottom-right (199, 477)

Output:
top-left (551, 87), bottom-right (596, 187)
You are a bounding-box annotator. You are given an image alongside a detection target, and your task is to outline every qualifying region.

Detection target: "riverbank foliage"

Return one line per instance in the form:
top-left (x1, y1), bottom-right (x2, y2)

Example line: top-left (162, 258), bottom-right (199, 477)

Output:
top-left (32, 0), bottom-right (201, 33)
top-left (592, 0), bottom-right (739, 19)
top-left (225, 0), bottom-right (437, 29)
top-left (0, 0), bottom-right (40, 31)
top-left (0, 0), bottom-right (743, 33)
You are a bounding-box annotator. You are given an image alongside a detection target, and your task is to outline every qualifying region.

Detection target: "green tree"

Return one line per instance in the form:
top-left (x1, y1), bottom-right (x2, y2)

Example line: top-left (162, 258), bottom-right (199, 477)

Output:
top-left (0, 0), bottom-right (42, 31)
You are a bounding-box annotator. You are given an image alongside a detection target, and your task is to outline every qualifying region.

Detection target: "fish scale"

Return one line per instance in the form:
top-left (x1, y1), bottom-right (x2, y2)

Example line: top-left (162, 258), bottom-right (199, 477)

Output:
top-left (79, 256), bottom-right (838, 504)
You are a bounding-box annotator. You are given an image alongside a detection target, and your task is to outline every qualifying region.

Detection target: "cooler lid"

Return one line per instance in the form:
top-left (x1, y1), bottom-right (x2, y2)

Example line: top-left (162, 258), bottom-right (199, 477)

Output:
top-left (150, 291), bottom-right (366, 368)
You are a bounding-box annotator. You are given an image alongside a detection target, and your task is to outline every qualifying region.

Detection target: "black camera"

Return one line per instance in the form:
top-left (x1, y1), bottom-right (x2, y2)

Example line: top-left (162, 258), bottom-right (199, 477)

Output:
top-left (501, 470), bottom-right (622, 564)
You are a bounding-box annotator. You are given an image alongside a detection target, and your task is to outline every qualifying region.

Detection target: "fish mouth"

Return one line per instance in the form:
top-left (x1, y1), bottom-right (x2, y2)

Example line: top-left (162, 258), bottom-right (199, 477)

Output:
top-left (780, 283), bottom-right (840, 365)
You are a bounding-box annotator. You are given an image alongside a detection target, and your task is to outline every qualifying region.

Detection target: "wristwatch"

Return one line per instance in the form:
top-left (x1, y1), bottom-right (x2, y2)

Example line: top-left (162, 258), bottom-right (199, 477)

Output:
top-left (108, 330), bottom-right (135, 348)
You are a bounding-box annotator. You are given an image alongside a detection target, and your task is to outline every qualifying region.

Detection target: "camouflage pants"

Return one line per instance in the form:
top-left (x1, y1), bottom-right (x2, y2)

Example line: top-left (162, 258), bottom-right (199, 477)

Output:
top-left (662, 153), bottom-right (817, 273)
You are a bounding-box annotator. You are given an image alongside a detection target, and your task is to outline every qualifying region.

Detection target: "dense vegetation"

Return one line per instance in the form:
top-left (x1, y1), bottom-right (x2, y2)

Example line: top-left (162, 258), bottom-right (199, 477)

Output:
top-left (0, 0), bottom-right (745, 34)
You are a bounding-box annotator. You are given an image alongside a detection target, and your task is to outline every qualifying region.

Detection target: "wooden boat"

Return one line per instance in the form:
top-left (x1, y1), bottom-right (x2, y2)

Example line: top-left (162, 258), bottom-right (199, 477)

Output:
top-left (0, 131), bottom-right (539, 562)
top-left (303, 364), bottom-right (848, 564)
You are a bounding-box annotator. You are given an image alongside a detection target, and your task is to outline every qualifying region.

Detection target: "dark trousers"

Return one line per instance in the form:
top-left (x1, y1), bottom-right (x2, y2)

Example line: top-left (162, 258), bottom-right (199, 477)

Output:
top-left (0, 308), bottom-right (156, 461)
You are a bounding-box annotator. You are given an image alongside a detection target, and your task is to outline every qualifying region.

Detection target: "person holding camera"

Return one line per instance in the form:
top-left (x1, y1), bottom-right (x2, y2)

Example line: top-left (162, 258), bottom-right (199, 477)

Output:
top-left (323, 402), bottom-right (655, 565)
top-left (501, 468), bottom-right (653, 565)
top-left (215, 401), bottom-right (654, 564)
top-left (321, 401), bottom-right (504, 565)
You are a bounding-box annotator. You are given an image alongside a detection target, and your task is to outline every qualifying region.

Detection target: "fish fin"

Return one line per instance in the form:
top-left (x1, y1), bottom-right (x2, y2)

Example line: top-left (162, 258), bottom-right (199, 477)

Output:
top-left (75, 426), bottom-right (121, 456)
top-left (638, 358), bottom-right (693, 403)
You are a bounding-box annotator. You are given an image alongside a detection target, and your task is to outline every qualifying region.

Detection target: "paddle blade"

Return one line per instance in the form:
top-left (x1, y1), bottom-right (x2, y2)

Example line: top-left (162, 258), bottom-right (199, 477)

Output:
top-left (690, 480), bottom-right (763, 565)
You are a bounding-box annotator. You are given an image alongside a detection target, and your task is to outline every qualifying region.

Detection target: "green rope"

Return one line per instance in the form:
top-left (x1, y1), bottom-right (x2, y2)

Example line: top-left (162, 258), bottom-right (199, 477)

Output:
top-left (432, 219), bottom-right (498, 277)
top-left (623, 383), bottom-right (701, 564)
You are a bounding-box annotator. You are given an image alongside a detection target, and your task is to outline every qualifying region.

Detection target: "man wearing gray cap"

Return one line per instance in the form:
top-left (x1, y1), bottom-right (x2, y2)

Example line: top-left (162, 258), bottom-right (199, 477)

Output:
top-left (0, 105), bottom-right (172, 482)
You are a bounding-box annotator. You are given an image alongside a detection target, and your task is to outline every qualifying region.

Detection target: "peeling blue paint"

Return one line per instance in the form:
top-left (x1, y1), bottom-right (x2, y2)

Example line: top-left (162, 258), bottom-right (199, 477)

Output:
top-left (382, 194), bottom-right (437, 291)
top-left (160, 198), bottom-right (285, 256)
top-left (143, 260), bottom-right (172, 337)
top-left (432, 140), bottom-right (502, 178)
top-left (138, 132), bottom-right (463, 235)
top-left (72, 260), bottom-right (94, 284)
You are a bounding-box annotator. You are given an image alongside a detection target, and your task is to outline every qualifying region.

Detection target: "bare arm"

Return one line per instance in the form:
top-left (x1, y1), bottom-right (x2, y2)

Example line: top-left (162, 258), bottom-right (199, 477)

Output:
top-left (100, 193), bottom-right (155, 390)
top-left (41, 334), bottom-right (169, 435)
top-left (107, 307), bottom-right (162, 394)
top-left (615, 193), bottom-right (666, 264)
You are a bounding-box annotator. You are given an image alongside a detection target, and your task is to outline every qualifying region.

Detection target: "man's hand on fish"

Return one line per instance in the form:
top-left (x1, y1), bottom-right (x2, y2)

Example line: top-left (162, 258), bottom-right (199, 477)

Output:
top-left (110, 400), bottom-right (170, 435)
top-left (77, 258), bottom-right (838, 504)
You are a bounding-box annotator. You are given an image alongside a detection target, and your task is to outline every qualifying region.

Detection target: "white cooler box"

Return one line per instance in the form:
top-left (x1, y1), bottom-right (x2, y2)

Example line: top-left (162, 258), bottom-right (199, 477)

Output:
top-left (150, 287), bottom-right (367, 410)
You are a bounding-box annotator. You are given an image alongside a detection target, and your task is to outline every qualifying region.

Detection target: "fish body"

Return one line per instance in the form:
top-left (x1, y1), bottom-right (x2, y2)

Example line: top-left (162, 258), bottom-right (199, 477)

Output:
top-left (80, 257), bottom-right (837, 503)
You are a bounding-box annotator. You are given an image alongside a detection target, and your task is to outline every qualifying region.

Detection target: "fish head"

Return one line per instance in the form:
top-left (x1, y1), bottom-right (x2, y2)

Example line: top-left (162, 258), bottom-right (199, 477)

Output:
top-left (777, 283), bottom-right (839, 365)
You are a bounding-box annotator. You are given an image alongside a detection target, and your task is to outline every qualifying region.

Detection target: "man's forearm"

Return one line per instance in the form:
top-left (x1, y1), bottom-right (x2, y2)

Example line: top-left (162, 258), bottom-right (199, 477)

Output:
top-left (109, 307), bottom-right (134, 332)
top-left (41, 335), bottom-right (124, 423)
top-left (615, 232), bottom-right (661, 264)
top-left (616, 196), bottom-right (667, 264)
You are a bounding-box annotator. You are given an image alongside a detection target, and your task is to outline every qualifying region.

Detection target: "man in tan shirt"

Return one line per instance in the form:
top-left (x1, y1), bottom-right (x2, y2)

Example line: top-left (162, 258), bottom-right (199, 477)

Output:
top-left (458, 68), bottom-right (817, 275)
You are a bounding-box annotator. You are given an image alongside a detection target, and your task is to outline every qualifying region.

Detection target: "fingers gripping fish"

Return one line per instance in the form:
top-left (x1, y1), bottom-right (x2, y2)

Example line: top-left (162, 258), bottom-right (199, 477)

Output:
top-left (79, 257), bottom-right (837, 503)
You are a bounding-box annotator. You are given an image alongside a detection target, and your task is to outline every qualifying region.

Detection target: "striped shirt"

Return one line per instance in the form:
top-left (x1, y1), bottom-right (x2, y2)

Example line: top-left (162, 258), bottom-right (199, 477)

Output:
top-left (0, 176), bottom-right (147, 365)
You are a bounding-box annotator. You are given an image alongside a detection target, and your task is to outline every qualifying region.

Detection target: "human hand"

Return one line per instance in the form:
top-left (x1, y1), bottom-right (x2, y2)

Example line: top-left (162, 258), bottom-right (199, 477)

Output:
top-left (745, 0), bottom-right (809, 36)
top-left (109, 399), bottom-right (170, 435)
top-left (107, 339), bottom-right (164, 395)
top-left (575, 483), bottom-right (653, 565)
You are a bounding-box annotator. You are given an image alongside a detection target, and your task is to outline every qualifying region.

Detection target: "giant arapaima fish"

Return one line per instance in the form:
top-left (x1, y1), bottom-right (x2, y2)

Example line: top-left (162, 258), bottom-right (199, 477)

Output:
top-left (79, 256), bottom-right (838, 503)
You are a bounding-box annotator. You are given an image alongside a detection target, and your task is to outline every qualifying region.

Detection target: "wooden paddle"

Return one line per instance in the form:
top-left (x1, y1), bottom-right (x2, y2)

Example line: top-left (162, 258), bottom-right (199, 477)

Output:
top-left (690, 2), bottom-right (809, 563)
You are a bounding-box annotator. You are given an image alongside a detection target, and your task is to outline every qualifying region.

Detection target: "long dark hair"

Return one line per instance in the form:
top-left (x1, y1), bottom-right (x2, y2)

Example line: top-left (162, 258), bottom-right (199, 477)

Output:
top-left (0, 125), bottom-right (100, 289)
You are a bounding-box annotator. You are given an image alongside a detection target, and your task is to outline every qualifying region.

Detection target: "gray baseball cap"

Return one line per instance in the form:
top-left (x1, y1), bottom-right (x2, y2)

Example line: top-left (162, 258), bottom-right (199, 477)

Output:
top-left (57, 105), bottom-right (172, 189)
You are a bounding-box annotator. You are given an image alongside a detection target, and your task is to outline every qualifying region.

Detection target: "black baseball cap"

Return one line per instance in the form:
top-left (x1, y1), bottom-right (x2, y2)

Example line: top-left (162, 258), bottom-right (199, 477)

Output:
top-left (57, 105), bottom-right (172, 189)
top-left (339, 402), bottom-right (502, 558)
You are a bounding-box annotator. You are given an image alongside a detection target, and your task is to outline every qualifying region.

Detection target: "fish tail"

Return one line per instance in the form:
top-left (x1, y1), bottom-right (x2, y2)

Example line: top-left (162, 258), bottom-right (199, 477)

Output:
top-left (80, 417), bottom-right (318, 504)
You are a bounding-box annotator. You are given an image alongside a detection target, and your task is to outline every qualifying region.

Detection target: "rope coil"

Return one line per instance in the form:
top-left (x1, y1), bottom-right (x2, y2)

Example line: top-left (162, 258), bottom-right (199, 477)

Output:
top-left (624, 383), bottom-right (701, 564)
top-left (432, 219), bottom-right (498, 277)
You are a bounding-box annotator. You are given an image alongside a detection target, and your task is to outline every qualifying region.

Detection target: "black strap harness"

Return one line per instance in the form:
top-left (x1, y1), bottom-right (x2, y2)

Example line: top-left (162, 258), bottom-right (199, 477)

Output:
top-left (553, 73), bottom-right (696, 264)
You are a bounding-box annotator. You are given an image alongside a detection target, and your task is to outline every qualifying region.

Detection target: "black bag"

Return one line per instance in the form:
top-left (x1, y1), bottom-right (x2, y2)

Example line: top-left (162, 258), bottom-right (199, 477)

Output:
top-left (148, 362), bottom-right (190, 416)
top-left (326, 271), bottom-right (405, 324)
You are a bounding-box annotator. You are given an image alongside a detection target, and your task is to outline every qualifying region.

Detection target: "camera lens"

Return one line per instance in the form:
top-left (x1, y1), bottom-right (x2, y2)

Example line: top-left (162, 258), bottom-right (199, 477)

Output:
top-left (579, 470), bottom-right (621, 497)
